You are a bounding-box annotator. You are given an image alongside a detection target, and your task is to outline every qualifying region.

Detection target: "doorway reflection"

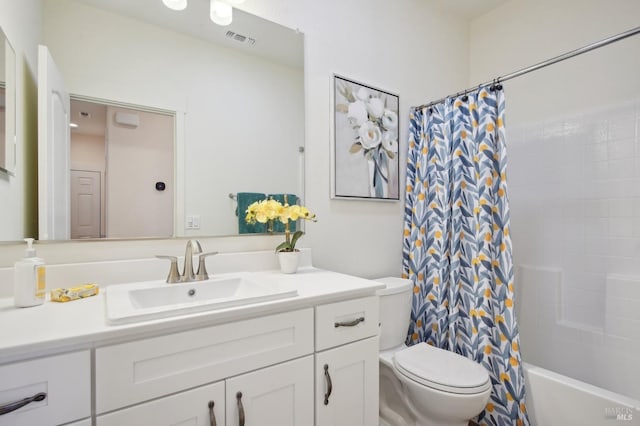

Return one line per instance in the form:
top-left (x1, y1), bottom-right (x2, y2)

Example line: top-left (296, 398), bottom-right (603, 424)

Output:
top-left (70, 98), bottom-right (174, 239)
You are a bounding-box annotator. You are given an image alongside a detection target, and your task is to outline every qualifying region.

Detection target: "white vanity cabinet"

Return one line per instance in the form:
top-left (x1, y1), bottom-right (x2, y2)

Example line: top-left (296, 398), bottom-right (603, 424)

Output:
top-left (0, 350), bottom-right (91, 426)
top-left (95, 308), bottom-right (314, 424)
top-left (314, 297), bottom-right (380, 426)
top-left (0, 267), bottom-right (384, 426)
top-left (97, 356), bottom-right (314, 426)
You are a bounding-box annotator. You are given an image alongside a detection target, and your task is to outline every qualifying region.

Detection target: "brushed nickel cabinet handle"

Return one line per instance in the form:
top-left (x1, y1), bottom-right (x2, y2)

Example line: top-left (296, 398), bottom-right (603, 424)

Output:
top-left (208, 400), bottom-right (217, 426)
top-left (0, 392), bottom-right (47, 415)
top-left (323, 364), bottom-right (333, 405)
top-left (334, 316), bottom-right (365, 328)
top-left (236, 391), bottom-right (245, 426)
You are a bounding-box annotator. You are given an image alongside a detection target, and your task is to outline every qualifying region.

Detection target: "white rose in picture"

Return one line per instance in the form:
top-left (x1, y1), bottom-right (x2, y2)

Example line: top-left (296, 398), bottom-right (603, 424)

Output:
top-left (347, 100), bottom-right (368, 126)
top-left (382, 109), bottom-right (398, 130)
top-left (366, 97), bottom-right (385, 118)
top-left (382, 131), bottom-right (398, 153)
top-left (358, 121), bottom-right (383, 149)
top-left (356, 87), bottom-right (371, 101)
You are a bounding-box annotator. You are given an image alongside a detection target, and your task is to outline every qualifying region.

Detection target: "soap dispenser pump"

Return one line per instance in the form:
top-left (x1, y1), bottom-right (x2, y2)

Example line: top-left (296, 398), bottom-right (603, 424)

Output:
top-left (14, 238), bottom-right (46, 307)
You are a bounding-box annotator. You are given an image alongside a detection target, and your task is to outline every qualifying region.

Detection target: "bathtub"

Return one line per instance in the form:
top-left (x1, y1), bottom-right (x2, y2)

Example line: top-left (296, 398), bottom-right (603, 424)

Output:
top-left (524, 363), bottom-right (640, 426)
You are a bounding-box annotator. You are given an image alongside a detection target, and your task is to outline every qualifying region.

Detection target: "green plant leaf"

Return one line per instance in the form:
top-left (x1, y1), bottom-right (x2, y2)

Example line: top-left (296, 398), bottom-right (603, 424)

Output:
top-left (275, 241), bottom-right (293, 253)
top-left (289, 231), bottom-right (304, 250)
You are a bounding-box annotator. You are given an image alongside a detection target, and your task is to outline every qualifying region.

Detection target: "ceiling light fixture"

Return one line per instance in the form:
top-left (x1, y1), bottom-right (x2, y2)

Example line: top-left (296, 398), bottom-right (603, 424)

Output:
top-left (162, 0), bottom-right (242, 26)
top-left (210, 0), bottom-right (233, 26)
top-left (162, 0), bottom-right (188, 11)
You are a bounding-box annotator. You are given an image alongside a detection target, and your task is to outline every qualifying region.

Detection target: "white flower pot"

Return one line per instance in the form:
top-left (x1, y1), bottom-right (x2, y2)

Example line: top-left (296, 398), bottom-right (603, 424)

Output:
top-left (277, 251), bottom-right (300, 274)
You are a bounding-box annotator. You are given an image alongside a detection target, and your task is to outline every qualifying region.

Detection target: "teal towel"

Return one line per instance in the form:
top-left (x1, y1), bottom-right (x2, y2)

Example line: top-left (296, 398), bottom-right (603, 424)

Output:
top-left (237, 192), bottom-right (267, 234)
top-left (269, 194), bottom-right (298, 233)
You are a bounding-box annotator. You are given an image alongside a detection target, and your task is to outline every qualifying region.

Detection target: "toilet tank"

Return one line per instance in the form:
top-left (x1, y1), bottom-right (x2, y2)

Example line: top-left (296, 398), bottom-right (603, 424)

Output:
top-left (375, 277), bottom-right (413, 351)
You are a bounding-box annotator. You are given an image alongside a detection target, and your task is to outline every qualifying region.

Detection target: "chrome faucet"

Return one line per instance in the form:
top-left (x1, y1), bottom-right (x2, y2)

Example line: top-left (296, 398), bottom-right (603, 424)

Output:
top-left (183, 239), bottom-right (203, 282)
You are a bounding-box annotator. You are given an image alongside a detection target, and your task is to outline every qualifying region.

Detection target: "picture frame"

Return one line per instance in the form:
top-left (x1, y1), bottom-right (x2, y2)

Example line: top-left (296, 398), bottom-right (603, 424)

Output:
top-left (331, 75), bottom-right (400, 201)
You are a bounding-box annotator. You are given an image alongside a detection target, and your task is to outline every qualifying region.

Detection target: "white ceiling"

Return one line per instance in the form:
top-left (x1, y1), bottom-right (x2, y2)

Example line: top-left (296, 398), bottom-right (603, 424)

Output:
top-left (75, 0), bottom-right (304, 68)
top-left (70, 99), bottom-right (106, 136)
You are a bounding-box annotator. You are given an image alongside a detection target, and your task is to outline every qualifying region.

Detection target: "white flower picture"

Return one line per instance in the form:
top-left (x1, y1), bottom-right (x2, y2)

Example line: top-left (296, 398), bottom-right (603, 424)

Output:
top-left (332, 75), bottom-right (400, 200)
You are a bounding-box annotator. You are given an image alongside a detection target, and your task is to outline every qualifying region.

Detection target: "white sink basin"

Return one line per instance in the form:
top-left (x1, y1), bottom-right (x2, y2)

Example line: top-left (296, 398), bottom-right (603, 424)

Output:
top-left (105, 273), bottom-right (298, 324)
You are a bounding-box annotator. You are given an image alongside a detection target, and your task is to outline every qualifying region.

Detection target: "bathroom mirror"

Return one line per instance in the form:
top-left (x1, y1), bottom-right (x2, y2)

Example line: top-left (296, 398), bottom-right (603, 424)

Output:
top-left (0, 24), bottom-right (16, 175)
top-left (31, 0), bottom-right (304, 241)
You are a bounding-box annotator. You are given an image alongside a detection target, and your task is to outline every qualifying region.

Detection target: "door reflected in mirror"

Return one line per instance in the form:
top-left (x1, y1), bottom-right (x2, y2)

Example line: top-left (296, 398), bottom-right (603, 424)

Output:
top-left (70, 98), bottom-right (174, 239)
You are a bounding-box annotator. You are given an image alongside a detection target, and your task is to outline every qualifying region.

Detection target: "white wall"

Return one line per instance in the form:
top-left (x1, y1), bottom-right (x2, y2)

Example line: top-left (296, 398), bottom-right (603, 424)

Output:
top-left (106, 106), bottom-right (174, 238)
top-left (469, 0), bottom-right (640, 400)
top-left (71, 133), bottom-right (105, 171)
top-left (469, 0), bottom-right (640, 124)
top-left (0, 0), bottom-right (40, 241)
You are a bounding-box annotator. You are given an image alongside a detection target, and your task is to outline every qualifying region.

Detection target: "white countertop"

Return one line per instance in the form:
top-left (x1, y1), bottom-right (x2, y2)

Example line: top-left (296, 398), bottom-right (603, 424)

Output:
top-left (0, 267), bottom-right (385, 364)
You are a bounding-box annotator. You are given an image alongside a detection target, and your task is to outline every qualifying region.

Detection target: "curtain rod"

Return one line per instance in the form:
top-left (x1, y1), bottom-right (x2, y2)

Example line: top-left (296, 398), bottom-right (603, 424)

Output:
top-left (415, 25), bottom-right (640, 110)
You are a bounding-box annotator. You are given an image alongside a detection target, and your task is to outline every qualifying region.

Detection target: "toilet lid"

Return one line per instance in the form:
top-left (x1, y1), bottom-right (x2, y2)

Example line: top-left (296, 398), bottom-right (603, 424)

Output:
top-left (394, 343), bottom-right (491, 394)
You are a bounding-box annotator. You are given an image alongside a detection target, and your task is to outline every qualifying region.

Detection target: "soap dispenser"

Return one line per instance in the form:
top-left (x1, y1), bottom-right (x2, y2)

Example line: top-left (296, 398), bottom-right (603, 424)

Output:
top-left (14, 238), bottom-right (46, 307)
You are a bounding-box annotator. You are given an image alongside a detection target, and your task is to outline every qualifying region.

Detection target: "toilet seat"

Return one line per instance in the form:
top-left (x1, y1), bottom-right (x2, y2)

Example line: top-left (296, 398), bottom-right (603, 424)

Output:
top-left (393, 343), bottom-right (491, 395)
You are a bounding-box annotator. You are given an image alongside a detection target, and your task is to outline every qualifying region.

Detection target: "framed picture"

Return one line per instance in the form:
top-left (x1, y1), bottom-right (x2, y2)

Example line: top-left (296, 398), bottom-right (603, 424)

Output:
top-left (331, 75), bottom-right (399, 201)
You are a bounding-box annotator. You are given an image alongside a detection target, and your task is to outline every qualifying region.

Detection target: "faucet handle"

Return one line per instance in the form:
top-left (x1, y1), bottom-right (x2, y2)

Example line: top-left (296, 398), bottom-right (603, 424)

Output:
top-left (156, 255), bottom-right (182, 284)
top-left (196, 252), bottom-right (219, 281)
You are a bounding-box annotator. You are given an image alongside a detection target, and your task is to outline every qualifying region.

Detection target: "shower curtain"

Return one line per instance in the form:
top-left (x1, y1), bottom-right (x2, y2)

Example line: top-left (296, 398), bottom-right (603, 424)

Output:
top-left (402, 86), bottom-right (529, 426)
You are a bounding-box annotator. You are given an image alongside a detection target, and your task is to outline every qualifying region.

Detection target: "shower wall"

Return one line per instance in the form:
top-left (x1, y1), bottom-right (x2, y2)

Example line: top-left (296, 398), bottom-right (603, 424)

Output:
top-left (468, 0), bottom-right (640, 404)
top-left (508, 101), bottom-right (640, 400)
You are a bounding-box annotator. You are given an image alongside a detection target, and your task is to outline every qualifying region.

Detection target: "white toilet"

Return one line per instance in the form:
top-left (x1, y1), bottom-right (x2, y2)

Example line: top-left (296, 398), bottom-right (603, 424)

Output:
top-left (375, 277), bottom-right (492, 426)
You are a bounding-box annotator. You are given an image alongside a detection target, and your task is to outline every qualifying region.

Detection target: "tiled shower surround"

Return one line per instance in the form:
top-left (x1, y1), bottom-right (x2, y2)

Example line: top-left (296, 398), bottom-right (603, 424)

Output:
top-left (509, 99), bottom-right (640, 400)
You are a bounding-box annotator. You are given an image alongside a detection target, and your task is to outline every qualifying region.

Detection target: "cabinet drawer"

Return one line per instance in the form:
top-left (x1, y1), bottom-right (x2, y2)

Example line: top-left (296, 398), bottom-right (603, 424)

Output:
top-left (315, 296), bottom-right (379, 351)
top-left (97, 381), bottom-right (225, 426)
top-left (0, 351), bottom-right (90, 426)
top-left (96, 308), bottom-right (314, 413)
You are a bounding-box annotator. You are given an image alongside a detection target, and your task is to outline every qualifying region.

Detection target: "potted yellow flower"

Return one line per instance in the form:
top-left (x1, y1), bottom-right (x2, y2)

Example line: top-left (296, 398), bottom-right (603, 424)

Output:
top-left (245, 199), bottom-right (317, 273)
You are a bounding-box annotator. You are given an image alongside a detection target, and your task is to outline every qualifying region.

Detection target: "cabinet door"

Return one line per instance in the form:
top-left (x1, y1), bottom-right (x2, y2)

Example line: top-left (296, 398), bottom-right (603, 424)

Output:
top-left (97, 381), bottom-right (224, 426)
top-left (315, 337), bottom-right (379, 426)
top-left (226, 356), bottom-right (313, 426)
top-left (0, 351), bottom-right (90, 426)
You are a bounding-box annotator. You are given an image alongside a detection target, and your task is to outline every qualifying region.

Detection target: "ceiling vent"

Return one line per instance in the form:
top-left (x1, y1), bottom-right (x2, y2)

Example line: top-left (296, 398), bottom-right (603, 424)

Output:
top-left (225, 30), bottom-right (256, 45)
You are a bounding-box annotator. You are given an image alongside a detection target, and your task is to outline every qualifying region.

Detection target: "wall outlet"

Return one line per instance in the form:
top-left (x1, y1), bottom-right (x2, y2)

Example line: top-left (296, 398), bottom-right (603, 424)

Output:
top-left (185, 215), bottom-right (201, 230)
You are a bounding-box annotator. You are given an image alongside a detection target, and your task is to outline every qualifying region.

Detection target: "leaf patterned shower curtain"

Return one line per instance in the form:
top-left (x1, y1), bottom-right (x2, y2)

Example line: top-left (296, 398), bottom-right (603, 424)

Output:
top-left (402, 86), bottom-right (529, 426)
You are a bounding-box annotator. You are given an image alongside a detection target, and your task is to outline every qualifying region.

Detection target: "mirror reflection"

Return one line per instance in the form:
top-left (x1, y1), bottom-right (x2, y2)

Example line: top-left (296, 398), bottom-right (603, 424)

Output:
top-left (0, 24), bottom-right (16, 175)
top-left (70, 98), bottom-right (175, 239)
top-left (38, 0), bottom-right (304, 240)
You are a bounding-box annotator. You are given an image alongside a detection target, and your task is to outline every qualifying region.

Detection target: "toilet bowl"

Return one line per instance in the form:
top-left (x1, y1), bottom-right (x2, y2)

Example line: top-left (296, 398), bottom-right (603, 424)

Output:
top-left (375, 277), bottom-right (492, 426)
